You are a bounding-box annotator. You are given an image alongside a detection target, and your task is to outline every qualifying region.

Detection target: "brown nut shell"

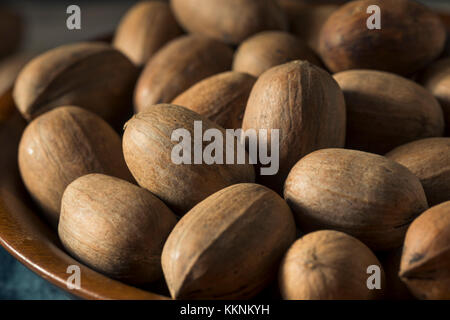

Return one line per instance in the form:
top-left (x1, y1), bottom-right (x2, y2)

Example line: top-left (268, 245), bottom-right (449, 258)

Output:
top-left (318, 0), bottom-right (446, 75)
top-left (279, 230), bottom-right (385, 300)
top-left (334, 70), bottom-right (444, 154)
top-left (278, 2), bottom-right (339, 53)
top-left (232, 31), bottom-right (321, 77)
top-left (59, 173), bottom-right (177, 285)
top-left (0, 8), bottom-right (23, 58)
top-left (13, 42), bottom-right (138, 126)
top-left (134, 35), bottom-right (233, 112)
top-left (113, 1), bottom-right (182, 67)
top-left (242, 60), bottom-right (346, 193)
top-left (386, 138), bottom-right (450, 207)
top-left (123, 104), bottom-right (255, 214)
top-left (162, 183), bottom-right (296, 299)
top-left (170, 0), bottom-right (288, 45)
top-left (172, 71), bottom-right (256, 129)
top-left (18, 106), bottom-right (133, 227)
top-left (284, 148), bottom-right (429, 251)
top-left (400, 201), bottom-right (450, 299)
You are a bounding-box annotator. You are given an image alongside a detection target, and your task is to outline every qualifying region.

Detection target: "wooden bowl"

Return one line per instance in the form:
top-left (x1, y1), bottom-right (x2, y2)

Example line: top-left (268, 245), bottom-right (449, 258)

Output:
top-left (1, 6), bottom-right (450, 300)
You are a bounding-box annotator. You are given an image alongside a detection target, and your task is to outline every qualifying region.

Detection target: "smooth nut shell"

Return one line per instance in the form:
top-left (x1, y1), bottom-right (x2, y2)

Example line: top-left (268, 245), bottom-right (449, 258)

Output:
top-left (59, 174), bottom-right (177, 285)
top-left (379, 248), bottom-right (414, 300)
top-left (162, 183), bottom-right (296, 299)
top-left (334, 70), bottom-right (444, 154)
top-left (172, 71), bottom-right (256, 129)
top-left (171, 0), bottom-right (288, 45)
top-left (123, 104), bottom-right (255, 214)
top-left (134, 35), bottom-right (233, 112)
top-left (113, 1), bottom-right (182, 66)
top-left (443, 36), bottom-right (450, 58)
top-left (0, 8), bottom-right (23, 58)
top-left (400, 201), bottom-right (450, 299)
top-left (18, 106), bottom-right (132, 227)
top-left (13, 42), bottom-right (138, 125)
top-left (233, 31), bottom-right (321, 77)
top-left (319, 0), bottom-right (446, 75)
top-left (386, 138), bottom-right (450, 207)
top-left (284, 148), bottom-right (429, 251)
top-left (419, 58), bottom-right (450, 135)
top-left (242, 60), bottom-right (346, 192)
top-left (279, 230), bottom-right (385, 300)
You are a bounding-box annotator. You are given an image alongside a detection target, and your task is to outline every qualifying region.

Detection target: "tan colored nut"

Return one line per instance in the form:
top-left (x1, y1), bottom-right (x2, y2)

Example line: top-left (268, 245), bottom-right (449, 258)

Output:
top-left (18, 106), bottom-right (133, 227)
top-left (13, 42), bottom-right (138, 126)
top-left (243, 60), bottom-right (346, 193)
top-left (334, 70), bottom-right (444, 154)
top-left (233, 31), bottom-right (321, 77)
top-left (134, 35), bottom-right (233, 113)
top-left (171, 0), bottom-right (288, 45)
top-left (279, 230), bottom-right (385, 300)
top-left (59, 173), bottom-right (177, 285)
top-left (319, 0), bottom-right (446, 75)
top-left (162, 183), bottom-right (296, 299)
top-left (113, 1), bottom-right (182, 67)
top-left (123, 104), bottom-right (255, 214)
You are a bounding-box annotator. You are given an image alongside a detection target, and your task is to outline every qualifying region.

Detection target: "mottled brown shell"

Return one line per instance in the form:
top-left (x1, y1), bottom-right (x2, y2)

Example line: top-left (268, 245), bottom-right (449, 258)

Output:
top-left (59, 174), bottom-right (177, 285)
top-left (18, 106), bottom-right (133, 227)
top-left (171, 0), bottom-right (288, 45)
top-left (0, 53), bottom-right (32, 96)
top-left (284, 148), bottom-right (428, 251)
top-left (242, 60), bottom-right (346, 192)
top-left (318, 0), bottom-right (446, 75)
top-left (279, 230), bottom-right (385, 300)
top-left (172, 71), bottom-right (256, 129)
top-left (233, 31), bottom-right (321, 77)
top-left (123, 104), bottom-right (255, 214)
top-left (379, 248), bottom-right (414, 300)
top-left (162, 183), bottom-right (296, 299)
top-left (13, 42), bottom-right (138, 126)
top-left (334, 70), bottom-right (444, 154)
top-left (400, 201), bottom-right (450, 299)
top-left (113, 1), bottom-right (182, 66)
top-left (134, 35), bottom-right (233, 112)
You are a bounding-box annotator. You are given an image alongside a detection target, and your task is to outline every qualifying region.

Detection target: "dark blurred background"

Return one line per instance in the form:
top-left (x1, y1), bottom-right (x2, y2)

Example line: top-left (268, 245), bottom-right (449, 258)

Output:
top-left (1, 0), bottom-right (140, 54)
top-left (0, 0), bottom-right (449, 300)
top-left (0, 0), bottom-right (140, 300)
top-left (1, 0), bottom-right (449, 54)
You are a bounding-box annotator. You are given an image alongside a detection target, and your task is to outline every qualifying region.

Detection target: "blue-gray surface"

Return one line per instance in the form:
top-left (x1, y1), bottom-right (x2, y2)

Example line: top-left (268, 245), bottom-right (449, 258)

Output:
top-left (0, 246), bottom-right (74, 300)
